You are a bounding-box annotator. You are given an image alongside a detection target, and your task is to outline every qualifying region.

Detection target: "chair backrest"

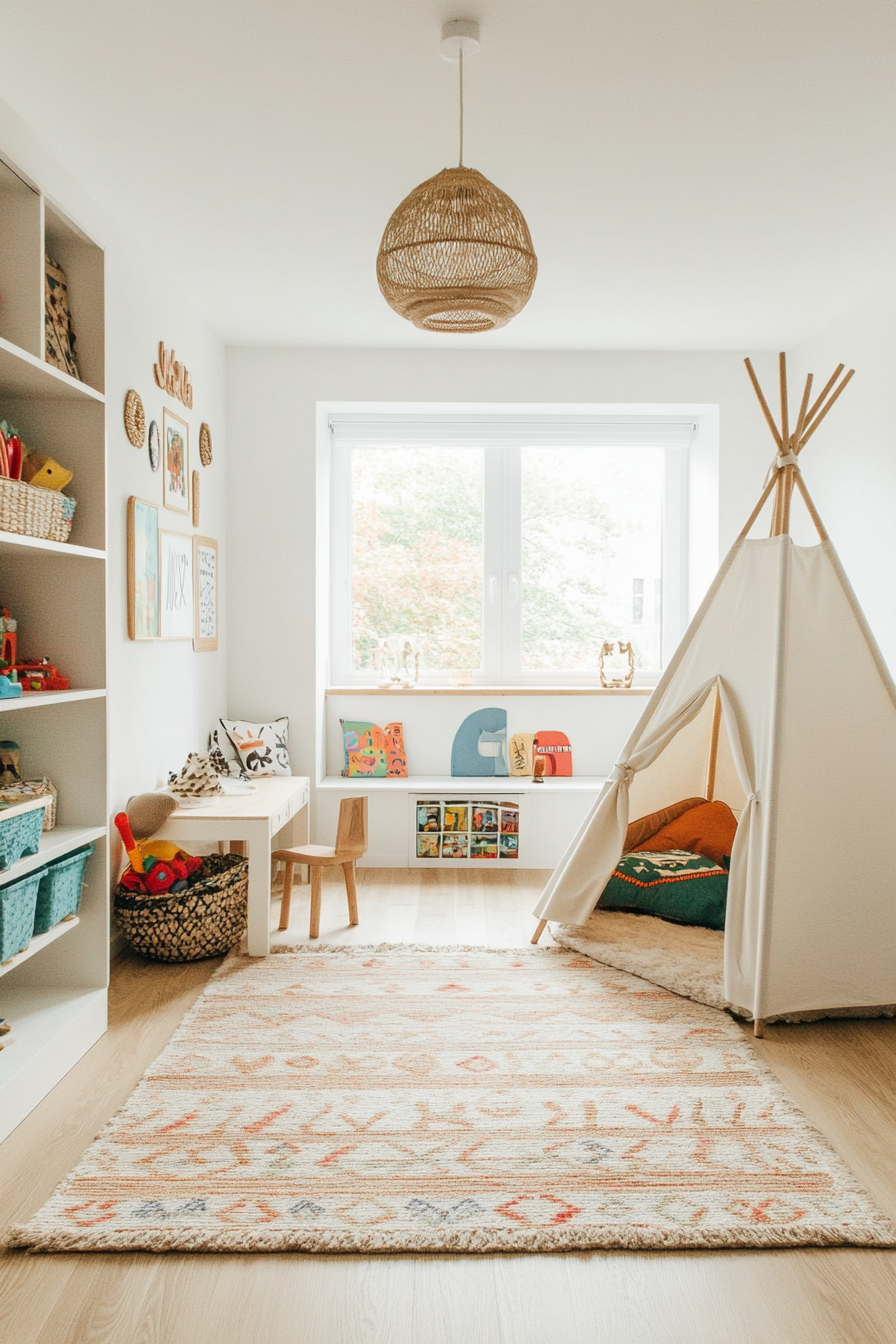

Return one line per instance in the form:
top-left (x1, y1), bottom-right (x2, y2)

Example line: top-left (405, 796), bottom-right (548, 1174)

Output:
top-left (335, 795), bottom-right (368, 857)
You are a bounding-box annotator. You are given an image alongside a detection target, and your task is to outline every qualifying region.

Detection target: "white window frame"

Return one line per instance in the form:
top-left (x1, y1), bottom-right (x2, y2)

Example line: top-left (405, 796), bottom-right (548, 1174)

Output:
top-left (327, 406), bottom-right (714, 688)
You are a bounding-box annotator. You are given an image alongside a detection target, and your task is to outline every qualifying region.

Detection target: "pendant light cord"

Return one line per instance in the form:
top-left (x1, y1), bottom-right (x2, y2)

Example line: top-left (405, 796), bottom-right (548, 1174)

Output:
top-left (458, 47), bottom-right (464, 166)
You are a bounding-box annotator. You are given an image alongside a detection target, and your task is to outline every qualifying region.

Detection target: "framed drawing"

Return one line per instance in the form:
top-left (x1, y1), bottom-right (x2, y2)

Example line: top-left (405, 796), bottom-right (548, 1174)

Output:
top-left (127, 497), bottom-right (159, 640)
top-left (159, 528), bottom-right (193, 639)
top-left (162, 407), bottom-right (189, 513)
top-left (193, 535), bottom-right (218, 651)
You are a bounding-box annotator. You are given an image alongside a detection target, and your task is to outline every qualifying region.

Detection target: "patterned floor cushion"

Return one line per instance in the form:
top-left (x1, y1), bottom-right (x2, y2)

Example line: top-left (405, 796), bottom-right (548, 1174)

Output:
top-left (597, 849), bottom-right (728, 930)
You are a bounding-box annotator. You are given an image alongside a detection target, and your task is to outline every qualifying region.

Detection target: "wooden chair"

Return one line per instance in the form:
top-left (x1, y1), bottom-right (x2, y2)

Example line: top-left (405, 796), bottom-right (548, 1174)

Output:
top-left (273, 795), bottom-right (367, 938)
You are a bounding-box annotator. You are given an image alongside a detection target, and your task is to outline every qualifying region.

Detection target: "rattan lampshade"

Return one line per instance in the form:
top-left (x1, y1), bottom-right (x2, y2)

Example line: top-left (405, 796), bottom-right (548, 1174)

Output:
top-left (377, 166), bottom-right (537, 333)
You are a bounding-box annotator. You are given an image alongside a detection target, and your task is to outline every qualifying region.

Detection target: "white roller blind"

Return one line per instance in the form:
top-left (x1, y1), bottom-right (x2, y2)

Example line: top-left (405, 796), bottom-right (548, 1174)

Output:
top-left (329, 414), bottom-right (694, 450)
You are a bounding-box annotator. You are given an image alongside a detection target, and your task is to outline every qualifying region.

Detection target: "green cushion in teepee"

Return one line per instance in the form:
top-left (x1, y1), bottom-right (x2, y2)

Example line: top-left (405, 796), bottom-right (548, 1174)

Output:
top-left (597, 849), bottom-right (729, 931)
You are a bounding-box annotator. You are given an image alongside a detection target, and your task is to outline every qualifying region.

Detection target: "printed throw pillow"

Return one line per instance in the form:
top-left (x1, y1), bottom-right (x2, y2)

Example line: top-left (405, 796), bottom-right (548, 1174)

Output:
top-left (220, 717), bottom-right (291, 777)
top-left (597, 849), bottom-right (729, 931)
top-left (341, 720), bottom-right (407, 778)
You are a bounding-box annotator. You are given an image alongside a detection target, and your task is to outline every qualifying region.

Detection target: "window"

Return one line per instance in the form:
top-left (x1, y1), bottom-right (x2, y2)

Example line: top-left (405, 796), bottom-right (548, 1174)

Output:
top-left (329, 413), bottom-right (693, 686)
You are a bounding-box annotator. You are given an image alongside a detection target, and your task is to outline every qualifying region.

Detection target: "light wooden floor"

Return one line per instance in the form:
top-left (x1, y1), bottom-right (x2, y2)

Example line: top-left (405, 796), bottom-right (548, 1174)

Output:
top-left (2, 868), bottom-right (896, 1344)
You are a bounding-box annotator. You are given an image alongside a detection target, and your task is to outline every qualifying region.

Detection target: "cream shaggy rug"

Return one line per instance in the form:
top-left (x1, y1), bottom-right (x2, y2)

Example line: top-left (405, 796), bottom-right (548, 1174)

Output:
top-left (8, 946), bottom-right (894, 1253)
top-left (553, 911), bottom-right (896, 1023)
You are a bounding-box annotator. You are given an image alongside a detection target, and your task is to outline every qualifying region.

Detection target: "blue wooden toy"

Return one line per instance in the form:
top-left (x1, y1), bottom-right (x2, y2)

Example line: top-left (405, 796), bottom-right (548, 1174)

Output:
top-left (450, 707), bottom-right (509, 777)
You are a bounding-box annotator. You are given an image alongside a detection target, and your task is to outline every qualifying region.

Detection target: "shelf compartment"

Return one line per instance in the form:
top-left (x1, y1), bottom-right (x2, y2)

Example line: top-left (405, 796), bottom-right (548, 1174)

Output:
top-left (0, 160), bottom-right (42, 358)
top-left (0, 823), bottom-right (107, 886)
top-left (44, 201), bottom-right (104, 395)
top-left (0, 985), bottom-right (107, 1142)
top-left (0, 334), bottom-right (104, 402)
top-left (0, 914), bottom-right (79, 980)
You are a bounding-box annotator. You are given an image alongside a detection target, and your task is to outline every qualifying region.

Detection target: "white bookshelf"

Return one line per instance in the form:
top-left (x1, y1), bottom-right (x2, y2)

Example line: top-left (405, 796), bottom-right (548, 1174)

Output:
top-left (0, 149), bottom-right (108, 1144)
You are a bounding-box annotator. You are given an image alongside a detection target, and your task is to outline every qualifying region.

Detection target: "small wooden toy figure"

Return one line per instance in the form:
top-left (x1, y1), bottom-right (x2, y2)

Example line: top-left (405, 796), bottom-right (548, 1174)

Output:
top-left (598, 640), bottom-right (636, 689)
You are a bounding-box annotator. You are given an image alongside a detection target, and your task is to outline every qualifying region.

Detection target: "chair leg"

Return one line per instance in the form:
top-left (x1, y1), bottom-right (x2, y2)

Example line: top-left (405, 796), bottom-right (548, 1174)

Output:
top-left (278, 861), bottom-right (294, 931)
top-left (309, 865), bottom-right (322, 939)
top-left (343, 860), bottom-right (359, 926)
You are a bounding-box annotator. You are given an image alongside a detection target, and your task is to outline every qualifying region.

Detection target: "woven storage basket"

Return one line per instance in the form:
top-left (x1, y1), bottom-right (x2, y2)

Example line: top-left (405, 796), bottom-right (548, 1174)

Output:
top-left (114, 854), bottom-right (248, 962)
top-left (0, 869), bottom-right (43, 961)
top-left (0, 779), bottom-right (57, 831)
top-left (32, 844), bottom-right (93, 936)
top-left (0, 476), bottom-right (76, 542)
top-left (0, 800), bottom-right (48, 871)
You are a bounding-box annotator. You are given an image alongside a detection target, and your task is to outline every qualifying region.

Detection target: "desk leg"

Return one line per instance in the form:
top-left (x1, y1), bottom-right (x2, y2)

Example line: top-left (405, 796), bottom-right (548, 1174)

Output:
top-left (246, 822), bottom-right (271, 957)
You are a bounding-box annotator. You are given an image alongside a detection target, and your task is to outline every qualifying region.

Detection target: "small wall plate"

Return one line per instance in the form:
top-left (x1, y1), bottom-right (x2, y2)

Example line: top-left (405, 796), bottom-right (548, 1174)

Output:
top-left (148, 419), bottom-right (160, 471)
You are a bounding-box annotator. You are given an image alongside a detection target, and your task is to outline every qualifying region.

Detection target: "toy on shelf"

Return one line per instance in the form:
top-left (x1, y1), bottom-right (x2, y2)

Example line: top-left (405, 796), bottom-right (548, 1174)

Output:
top-left (12, 659), bottom-right (70, 693)
top-left (0, 672), bottom-right (21, 699)
top-left (451, 707), bottom-right (509, 777)
top-left (0, 607), bottom-right (17, 665)
top-left (533, 730), bottom-right (573, 777)
top-left (21, 451), bottom-right (73, 492)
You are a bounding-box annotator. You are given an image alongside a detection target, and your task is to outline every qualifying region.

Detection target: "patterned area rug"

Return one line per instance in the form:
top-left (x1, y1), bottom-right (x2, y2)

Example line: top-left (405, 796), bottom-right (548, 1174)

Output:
top-left (8, 946), bottom-right (895, 1253)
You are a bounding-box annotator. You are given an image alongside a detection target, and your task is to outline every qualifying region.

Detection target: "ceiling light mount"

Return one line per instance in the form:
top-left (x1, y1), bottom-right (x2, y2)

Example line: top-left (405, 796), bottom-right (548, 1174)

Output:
top-left (376, 16), bottom-right (537, 334)
top-left (440, 18), bottom-right (480, 60)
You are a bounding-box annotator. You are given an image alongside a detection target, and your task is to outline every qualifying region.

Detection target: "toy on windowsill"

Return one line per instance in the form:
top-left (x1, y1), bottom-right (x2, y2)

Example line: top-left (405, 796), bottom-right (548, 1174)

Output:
top-left (0, 671), bottom-right (21, 698)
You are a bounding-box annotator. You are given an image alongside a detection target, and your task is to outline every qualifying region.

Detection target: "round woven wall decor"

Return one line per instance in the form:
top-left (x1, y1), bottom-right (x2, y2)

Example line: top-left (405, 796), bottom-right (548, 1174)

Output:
top-left (199, 422), bottom-right (213, 467)
top-left (124, 390), bottom-right (146, 448)
top-left (376, 167), bottom-right (537, 333)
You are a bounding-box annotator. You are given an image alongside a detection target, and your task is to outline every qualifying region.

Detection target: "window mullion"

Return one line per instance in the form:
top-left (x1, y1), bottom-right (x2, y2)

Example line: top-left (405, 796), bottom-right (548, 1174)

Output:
top-left (330, 436), bottom-right (353, 683)
top-left (502, 446), bottom-right (522, 682)
top-left (481, 446), bottom-right (504, 682)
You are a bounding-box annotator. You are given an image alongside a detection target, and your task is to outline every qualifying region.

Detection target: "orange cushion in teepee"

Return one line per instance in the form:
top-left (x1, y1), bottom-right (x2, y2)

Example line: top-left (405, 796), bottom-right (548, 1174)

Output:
top-left (635, 800), bottom-right (738, 868)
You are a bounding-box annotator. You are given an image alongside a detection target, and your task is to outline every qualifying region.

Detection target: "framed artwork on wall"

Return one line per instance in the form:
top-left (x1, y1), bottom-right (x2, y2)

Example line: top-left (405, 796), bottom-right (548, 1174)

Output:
top-left (159, 528), bottom-right (193, 639)
top-left (127, 496), bottom-right (159, 640)
top-left (162, 407), bottom-right (189, 513)
top-left (193, 534), bottom-right (218, 651)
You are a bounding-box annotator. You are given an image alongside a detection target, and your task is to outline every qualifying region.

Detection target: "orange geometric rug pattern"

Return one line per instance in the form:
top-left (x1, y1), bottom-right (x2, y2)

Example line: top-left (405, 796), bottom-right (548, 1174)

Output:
top-left (8, 946), bottom-right (895, 1252)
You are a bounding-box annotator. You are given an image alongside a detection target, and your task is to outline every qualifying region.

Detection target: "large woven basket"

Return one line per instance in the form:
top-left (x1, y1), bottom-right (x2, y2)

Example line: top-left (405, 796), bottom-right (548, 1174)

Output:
top-left (0, 477), bottom-right (76, 542)
top-left (114, 854), bottom-right (248, 962)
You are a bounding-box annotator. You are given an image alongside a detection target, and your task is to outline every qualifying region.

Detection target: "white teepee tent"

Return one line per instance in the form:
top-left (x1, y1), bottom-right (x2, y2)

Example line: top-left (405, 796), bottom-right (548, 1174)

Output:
top-left (533, 354), bottom-right (896, 1032)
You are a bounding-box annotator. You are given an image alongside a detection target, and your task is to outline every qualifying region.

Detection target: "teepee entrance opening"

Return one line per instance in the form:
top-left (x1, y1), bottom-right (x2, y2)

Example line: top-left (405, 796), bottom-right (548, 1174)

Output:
top-left (533, 354), bottom-right (896, 1033)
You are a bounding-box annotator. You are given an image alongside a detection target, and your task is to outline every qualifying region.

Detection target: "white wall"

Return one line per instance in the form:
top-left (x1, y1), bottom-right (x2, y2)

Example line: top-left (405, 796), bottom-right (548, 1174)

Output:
top-left (226, 346), bottom-right (776, 841)
top-left (0, 100), bottom-right (228, 856)
top-left (791, 289), bottom-right (896, 672)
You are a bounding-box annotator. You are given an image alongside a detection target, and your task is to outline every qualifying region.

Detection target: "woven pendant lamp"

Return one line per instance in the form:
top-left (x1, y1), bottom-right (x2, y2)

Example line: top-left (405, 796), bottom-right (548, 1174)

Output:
top-left (377, 21), bottom-right (537, 333)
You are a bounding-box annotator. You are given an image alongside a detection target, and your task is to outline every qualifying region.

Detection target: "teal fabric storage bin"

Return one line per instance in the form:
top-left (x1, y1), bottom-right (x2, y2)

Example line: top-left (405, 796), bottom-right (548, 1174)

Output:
top-left (32, 844), bottom-right (93, 936)
top-left (0, 799), bottom-right (47, 871)
top-left (0, 869), bottom-right (43, 961)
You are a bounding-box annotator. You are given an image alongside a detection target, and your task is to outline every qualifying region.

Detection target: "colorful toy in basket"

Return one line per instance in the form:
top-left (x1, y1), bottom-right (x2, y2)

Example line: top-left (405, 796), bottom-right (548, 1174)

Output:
top-left (114, 809), bottom-right (201, 897)
top-left (21, 451), bottom-right (73, 491)
top-left (0, 423), bottom-right (24, 480)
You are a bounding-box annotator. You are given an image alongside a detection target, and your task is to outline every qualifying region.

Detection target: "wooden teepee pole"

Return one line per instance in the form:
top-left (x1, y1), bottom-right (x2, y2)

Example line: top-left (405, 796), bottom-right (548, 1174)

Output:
top-left (742, 352), bottom-right (854, 540)
top-left (798, 367), bottom-right (855, 450)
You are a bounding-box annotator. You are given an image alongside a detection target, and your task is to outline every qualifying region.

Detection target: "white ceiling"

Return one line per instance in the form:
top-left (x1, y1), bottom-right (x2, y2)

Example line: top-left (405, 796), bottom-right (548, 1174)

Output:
top-left (3, 1), bottom-right (896, 349)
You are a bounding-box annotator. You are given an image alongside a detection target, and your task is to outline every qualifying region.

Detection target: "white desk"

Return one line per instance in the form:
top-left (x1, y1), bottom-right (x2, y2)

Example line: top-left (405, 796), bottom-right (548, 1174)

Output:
top-left (156, 776), bottom-right (310, 956)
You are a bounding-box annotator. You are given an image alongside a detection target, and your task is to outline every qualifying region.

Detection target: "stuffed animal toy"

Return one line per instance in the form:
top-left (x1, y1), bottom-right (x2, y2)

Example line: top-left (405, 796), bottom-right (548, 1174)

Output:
top-left (21, 452), bottom-right (73, 491)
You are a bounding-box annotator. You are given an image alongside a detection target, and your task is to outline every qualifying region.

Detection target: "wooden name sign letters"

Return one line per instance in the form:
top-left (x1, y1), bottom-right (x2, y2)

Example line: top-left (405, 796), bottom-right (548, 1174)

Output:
top-left (154, 342), bottom-right (194, 409)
